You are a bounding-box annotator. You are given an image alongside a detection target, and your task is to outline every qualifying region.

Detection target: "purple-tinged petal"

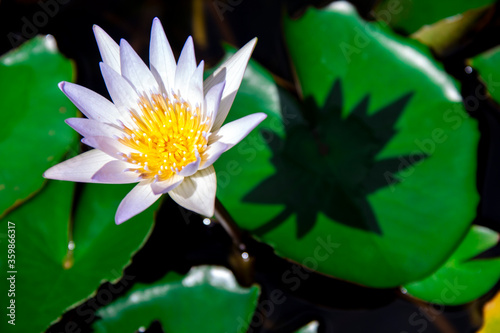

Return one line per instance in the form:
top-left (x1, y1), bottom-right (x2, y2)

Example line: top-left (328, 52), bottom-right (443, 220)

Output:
top-left (115, 181), bottom-right (162, 224)
top-left (92, 160), bottom-right (140, 184)
top-left (120, 39), bottom-right (158, 96)
top-left (59, 82), bottom-right (123, 125)
top-left (82, 136), bottom-right (138, 158)
top-left (151, 174), bottom-right (184, 195)
top-left (204, 38), bottom-right (257, 131)
top-left (168, 165), bottom-right (216, 217)
top-left (200, 141), bottom-right (228, 170)
top-left (174, 36), bottom-right (196, 97)
top-left (178, 150), bottom-right (201, 177)
top-left (65, 118), bottom-right (124, 139)
top-left (150, 17), bottom-right (176, 93)
top-left (100, 62), bottom-right (141, 114)
top-left (209, 113), bottom-right (267, 149)
top-left (93, 25), bottom-right (121, 74)
top-left (43, 149), bottom-right (115, 183)
top-left (205, 81), bottom-right (225, 124)
top-left (187, 60), bottom-right (204, 115)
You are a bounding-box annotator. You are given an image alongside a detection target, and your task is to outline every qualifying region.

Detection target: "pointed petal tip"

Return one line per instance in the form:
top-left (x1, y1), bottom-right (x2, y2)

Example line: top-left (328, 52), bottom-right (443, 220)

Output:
top-left (115, 213), bottom-right (127, 225)
top-left (58, 81), bottom-right (66, 91)
top-left (43, 165), bottom-right (60, 180)
top-left (64, 117), bottom-right (75, 126)
top-left (115, 202), bottom-right (132, 225)
top-left (92, 25), bottom-right (108, 40)
top-left (248, 37), bottom-right (258, 48)
top-left (255, 112), bottom-right (267, 120)
top-left (201, 204), bottom-right (215, 218)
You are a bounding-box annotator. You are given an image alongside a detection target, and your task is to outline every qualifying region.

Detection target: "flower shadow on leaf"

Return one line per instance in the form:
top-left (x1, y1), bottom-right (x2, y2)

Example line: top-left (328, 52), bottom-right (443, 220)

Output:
top-left (243, 80), bottom-right (427, 239)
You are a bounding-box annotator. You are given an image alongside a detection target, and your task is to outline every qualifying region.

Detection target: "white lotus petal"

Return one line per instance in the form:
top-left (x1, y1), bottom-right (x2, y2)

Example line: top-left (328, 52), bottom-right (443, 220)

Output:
top-left (92, 160), bottom-right (140, 184)
top-left (115, 181), bottom-right (162, 224)
top-left (204, 38), bottom-right (257, 131)
top-left (59, 82), bottom-right (123, 125)
top-left (43, 149), bottom-right (115, 183)
top-left (150, 17), bottom-right (176, 93)
top-left (93, 25), bottom-right (121, 74)
top-left (100, 62), bottom-right (141, 113)
top-left (48, 19), bottom-right (259, 225)
top-left (175, 36), bottom-right (196, 97)
top-left (151, 174), bottom-right (184, 195)
top-left (204, 81), bottom-right (225, 125)
top-left (120, 39), bottom-right (158, 96)
top-left (187, 60), bottom-right (204, 115)
top-left (178, 150), bottom-right (201, 177)
top-left (65, 118), bottom-right (124, 138)
top-left (168, 166), bottom-right (216, 217)
top-left (209, 113), bottom-right (267, 149)
top-left (82, 136), bottom-right (138, 157)
top-left (200, 141), bottom-right (228, 170)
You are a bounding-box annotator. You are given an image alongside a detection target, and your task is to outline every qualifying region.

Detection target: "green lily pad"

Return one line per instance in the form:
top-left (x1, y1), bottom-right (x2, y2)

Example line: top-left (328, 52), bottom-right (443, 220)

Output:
top-left (215, 2), bottom-right (479, 287)
top-left (92, 266), bottom-right (260, 333)
top-left (0, 181), bottom-right (156, 332)
top-left (0, 36), bottom-right (78, 217)
top-left (470, 46), bottom-right (500, 104)
top-left (373, 0), bottom-right (494, 34)
top-left (404, 225), bottom-right (500, 305)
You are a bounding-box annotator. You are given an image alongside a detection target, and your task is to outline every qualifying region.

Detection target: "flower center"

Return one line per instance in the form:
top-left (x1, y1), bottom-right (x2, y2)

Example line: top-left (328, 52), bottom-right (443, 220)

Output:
top-left (118, 93), bottom-right (210, 181)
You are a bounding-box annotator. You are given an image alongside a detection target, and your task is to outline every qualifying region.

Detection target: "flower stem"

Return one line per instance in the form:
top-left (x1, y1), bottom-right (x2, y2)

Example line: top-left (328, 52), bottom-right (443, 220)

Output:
top-left (214, 197), bottom-right (254, 286)
top-left (214, 197), bottom-right (246, 251)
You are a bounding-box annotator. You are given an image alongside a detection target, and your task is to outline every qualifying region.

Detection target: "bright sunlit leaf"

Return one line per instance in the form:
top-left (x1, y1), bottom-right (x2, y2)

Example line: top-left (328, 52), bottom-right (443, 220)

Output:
top-left (0, 36), bottom-right (78, 217)
top-left (404, 225), bottom-right (500, 305)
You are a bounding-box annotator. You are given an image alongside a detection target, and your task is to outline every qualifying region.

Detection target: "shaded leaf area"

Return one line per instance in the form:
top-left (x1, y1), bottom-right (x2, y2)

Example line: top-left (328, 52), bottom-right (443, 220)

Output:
top-left (470, 45), bottom-right (500, 104)
top-left (0, 180), bottom-right (156, 333)
top-left (411, 6), bottom-right (493, 57)
top-left (404, 225), bottom-right (500, 305)
top-left (92, 266), bottom-right (260, 333)
top-left (0, 36), bottom-right (77, 217)
top-left (245, 80), bottom-right (425, 238)
top-left (373, 0), bottom-right (495, 34)
top-left (275, 1), bottom-right (479, 288)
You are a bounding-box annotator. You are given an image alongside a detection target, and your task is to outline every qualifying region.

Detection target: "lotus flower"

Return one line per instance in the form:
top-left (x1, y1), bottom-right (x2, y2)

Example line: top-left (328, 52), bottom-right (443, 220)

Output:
top-left (44, 18), bottom-right (266, 224)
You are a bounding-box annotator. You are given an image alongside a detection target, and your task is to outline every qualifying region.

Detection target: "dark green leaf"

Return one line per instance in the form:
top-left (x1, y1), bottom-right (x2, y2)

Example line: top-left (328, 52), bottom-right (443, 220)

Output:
top-left (470, 46), bottom-right (500, 104)
top-left (411, 7), bottom-right (490, 56)
top-left (93, 266), bottom-right (260, 333)
top-left (373, 0), bottom-right (494, 34)
top-left (0, 181), bottom-right (156, 332)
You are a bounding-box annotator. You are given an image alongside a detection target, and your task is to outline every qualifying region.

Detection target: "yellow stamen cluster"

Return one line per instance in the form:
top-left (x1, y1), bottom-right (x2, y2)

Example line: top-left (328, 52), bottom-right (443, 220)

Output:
top-left (118, 93), bottom-right (210, 182)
